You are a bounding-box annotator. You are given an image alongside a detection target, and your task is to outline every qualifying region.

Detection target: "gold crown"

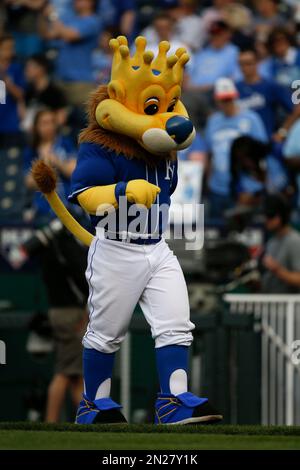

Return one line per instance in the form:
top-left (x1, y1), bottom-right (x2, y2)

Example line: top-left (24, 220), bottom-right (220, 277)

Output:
top-left (108, 36), bottom-right (190, 90)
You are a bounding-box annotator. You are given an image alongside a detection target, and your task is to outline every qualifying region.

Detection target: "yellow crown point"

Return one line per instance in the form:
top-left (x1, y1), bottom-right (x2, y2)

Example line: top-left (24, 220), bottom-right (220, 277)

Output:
top-left (132, 36), bottom-right (147, 66)
top-left (143, 50), bottom-right (154, 65)
top-left (173, 53), bottom-right (189, 82)
top-left (109, 38), bottom-right (122, 70)
top-left (152, 41), bottom-right (170, 71)
top-left (166, 55), bottom-right (178, 68)
top-left (119, 45), bottom-right (130, 59)
top-left (108, 36), bottom-right (190, 95)
top-left (117, 35), bottom-right (128, 46)
top-left (175, 47), bottom-right (187, 58)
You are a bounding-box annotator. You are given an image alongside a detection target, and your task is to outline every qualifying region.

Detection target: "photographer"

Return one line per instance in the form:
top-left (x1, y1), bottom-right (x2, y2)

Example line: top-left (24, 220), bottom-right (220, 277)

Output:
top-left (24, 108), bottom-right (89, 422)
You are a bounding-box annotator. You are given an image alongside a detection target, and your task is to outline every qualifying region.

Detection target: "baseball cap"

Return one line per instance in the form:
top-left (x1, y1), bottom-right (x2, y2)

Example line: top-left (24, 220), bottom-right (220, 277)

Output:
top-left (214, 78), bottom-right (239, 101)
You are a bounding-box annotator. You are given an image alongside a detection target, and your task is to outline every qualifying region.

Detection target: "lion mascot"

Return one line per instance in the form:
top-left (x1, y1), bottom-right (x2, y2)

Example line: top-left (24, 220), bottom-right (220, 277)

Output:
top-left (32, 36), bottom-right (222, 425)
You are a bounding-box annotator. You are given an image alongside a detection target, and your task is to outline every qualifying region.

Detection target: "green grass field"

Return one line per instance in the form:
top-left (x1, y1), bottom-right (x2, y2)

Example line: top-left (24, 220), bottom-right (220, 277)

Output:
top-left (0, 423), bottom-right (299, 450)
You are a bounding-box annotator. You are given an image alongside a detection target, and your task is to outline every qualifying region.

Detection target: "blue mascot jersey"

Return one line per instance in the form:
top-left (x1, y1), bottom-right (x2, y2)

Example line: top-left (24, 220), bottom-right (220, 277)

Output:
top-left (69, 142), bottom-right (178, 236)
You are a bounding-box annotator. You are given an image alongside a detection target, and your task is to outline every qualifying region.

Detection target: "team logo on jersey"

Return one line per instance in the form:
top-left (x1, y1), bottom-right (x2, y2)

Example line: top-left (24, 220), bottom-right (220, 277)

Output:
top-left (165, 160), bottom-right (174, 180)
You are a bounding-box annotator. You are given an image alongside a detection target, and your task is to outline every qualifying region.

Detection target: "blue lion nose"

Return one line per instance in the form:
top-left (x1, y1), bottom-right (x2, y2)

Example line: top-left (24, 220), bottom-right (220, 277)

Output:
top-left (166, 116), bottom-right (194, 144)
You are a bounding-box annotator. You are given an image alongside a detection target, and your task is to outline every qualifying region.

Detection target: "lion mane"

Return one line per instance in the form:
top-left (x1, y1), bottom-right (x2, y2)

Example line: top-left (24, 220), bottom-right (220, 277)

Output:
top-left (79, 85), bottom-right (175, 166)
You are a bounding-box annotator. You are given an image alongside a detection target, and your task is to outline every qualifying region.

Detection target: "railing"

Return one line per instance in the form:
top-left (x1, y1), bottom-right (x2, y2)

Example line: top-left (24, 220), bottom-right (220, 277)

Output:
top-left (224, 294), bottom-right (300, 425)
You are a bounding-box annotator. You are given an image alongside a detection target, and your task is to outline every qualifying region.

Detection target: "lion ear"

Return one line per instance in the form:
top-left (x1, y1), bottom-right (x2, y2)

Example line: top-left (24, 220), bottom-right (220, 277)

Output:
top-left (108, 81), bottom-right (125, 102)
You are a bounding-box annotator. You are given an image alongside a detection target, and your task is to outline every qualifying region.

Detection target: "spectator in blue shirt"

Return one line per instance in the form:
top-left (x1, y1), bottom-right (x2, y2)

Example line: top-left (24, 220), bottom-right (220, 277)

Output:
top-left (24, 109), bottom-right (77, 222)
top-left (261, 27), bottom-right (300, 89)
top-left (204, 78), bottom-right (268, 219)
top-left (236, 48), bottom-right (298, 139)
top-left (97, 0), bottom-right (136, 43)
top-left (0, 34), bottom-right (25, 147)
top-left (183, 20), bottom-right (239, 129)
top-left (185, 20), bottom-right (239, 91)
top-left (40, 0), bottom-right (100, 106)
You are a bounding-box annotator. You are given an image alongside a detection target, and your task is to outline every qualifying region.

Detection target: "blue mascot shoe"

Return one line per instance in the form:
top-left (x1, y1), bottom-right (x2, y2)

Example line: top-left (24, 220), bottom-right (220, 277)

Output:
top-left (154, 392), bottom-right (223, 425)
top-left (75, 395), bottom-right (127, 424)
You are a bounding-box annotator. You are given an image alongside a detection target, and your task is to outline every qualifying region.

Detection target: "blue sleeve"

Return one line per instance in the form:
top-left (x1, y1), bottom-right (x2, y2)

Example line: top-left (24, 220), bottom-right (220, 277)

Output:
top-left (69, 143), bottom-right (117, 203)
top-left (72, 16), bottom-right (100, 39)
top-left (271, 81), bottom-right (294, 112)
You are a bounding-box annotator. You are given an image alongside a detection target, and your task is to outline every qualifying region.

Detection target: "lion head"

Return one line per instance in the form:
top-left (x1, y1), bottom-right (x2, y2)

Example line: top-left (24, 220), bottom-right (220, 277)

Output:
top-left (80, 36), bottom-right (195, 163)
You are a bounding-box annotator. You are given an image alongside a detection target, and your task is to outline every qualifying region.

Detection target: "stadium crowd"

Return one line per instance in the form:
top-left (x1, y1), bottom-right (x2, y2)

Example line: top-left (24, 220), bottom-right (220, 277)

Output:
top-left (2, 0), bottom-right (300, 423)
top-left (2, 1), bottom-right (300, 284)
top-left (1, 0), bottom-right (300, 224)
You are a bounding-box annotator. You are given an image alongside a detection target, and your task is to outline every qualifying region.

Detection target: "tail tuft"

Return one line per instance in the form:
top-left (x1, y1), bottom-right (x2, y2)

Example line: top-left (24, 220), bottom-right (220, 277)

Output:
top-left (31, 160), bottom-right (57, 194)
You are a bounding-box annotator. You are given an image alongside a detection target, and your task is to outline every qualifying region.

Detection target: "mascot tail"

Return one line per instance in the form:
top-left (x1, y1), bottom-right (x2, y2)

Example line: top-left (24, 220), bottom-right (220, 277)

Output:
top-left (31, 160), bottom-right (93, 247)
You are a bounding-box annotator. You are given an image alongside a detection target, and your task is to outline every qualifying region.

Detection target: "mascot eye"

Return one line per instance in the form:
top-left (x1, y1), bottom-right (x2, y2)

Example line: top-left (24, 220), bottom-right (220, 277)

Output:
top-left (144, 97), bottom-right (159, 115)
top-left (167, 99), bottom-right (177, 113)
top-left (145, 104), bottom-right (159, 115)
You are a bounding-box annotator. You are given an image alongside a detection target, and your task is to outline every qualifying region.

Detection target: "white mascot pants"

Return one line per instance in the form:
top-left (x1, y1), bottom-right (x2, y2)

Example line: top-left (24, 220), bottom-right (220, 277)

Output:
top-left (83, 234), bottom-right (195, 353)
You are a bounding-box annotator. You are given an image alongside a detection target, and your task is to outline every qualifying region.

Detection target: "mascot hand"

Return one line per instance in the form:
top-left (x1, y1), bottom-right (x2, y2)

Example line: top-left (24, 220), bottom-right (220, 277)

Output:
top-left (126, 179), bottom-right (160, 209)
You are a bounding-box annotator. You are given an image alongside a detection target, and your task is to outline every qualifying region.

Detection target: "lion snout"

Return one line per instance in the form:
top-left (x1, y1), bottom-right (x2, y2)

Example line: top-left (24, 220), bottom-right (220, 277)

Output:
top-left (141, 115), bottom-right (195, 154)
top-left (165, 116), bottom-right (194, 145)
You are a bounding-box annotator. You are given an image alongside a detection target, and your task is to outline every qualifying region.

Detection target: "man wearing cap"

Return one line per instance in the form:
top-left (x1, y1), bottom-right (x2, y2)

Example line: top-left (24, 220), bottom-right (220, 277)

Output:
top-left (204, 77), bottom-right (268, 218)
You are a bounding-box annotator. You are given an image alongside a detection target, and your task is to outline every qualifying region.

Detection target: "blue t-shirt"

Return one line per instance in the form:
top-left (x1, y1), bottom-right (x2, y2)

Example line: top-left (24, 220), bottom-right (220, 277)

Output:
top-left (260, 48), bottom-right (300, 89)
top-left (205, 109), bottom-right (268, 196)
top-left (236, 78), bottom-right (293, 137)
top-left (188, 44), bottom-right (239, 87)
top-left (69, 142), bottom-right (178, 236)
top-left (178, 132), bottom-right (207, 161)
top-left (55, 13), bottom-right (100, 82)
top-left (0, 62), bottom-right (25, 133)
top-left (24, 136), bottom-right (76, 220)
